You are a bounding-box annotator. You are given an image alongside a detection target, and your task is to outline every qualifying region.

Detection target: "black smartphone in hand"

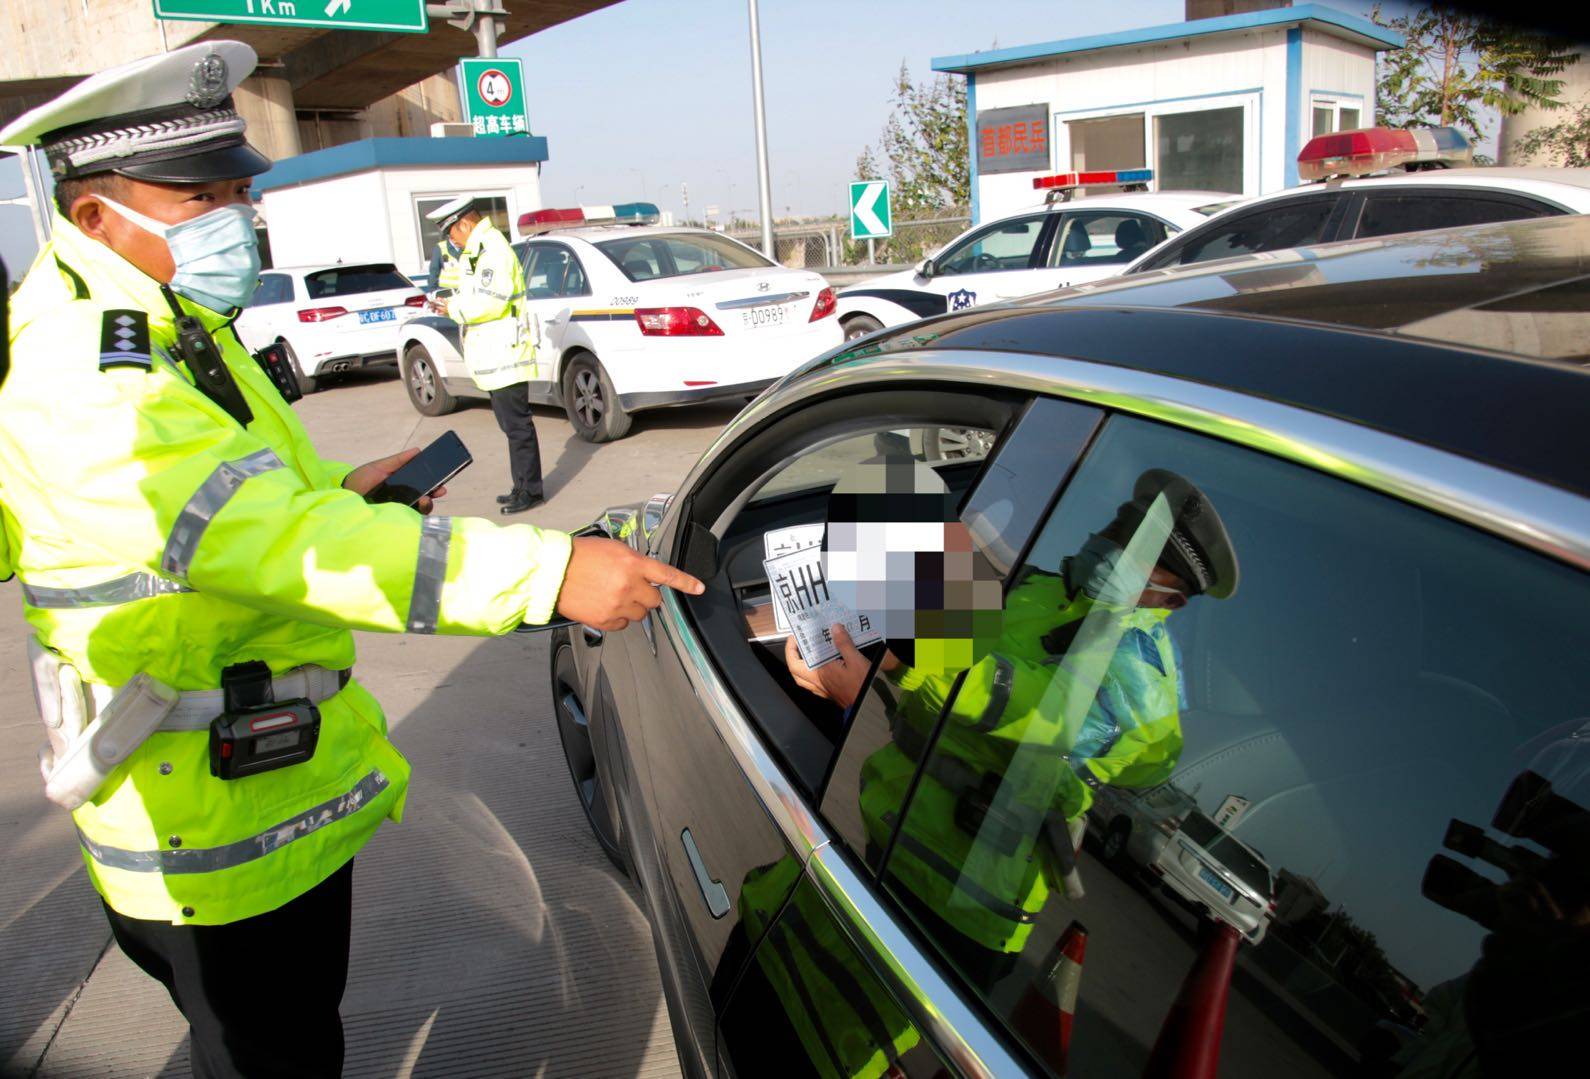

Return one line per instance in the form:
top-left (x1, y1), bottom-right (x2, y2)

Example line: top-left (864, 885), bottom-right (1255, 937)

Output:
top-left (366, 430), bottom-right (472, 507)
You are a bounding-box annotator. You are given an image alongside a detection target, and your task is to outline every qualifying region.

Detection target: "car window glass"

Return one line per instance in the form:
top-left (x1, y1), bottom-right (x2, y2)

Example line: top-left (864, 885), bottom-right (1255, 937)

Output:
top-left (1355, 192), bottom-right (1554, 240)
top-left (596, 233), bottom-right (770, 282)
top-left (249, 274), bottom-right (288, 307)
top-left (872, 413), bottom-right (1590, 1077)
top-left (1172, 197), bottom-right (1336, 267)
top-left (304, 264), bottom-right (411, 298)
top-left (524, 245), bottom-right (588, 298)
top-left (1048, 212), bottom-right (1170, 267)
top-left (936, 215), bottom-right (1047, 276)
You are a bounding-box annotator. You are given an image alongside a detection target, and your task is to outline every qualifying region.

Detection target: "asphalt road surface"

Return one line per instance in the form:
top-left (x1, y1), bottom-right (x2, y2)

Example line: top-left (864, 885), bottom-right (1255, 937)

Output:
top-left (0, 369), bottom-right (736, 1078)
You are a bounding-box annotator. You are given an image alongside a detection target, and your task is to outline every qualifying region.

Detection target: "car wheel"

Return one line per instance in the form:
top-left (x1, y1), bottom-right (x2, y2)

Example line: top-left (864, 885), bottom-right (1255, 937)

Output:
top-left (842, 313), bottom-right (884, 341)
top-left (551, 628), bottom-right (629, 875)
top-left (403, 343), bottom-right (458, 417)
top-left (562, 352), bottom-right (632, 443)
top-left (910, 426), bottom-right (998, 461)
top-left (1102, 819), bottom-right (1132, 864)
top-left (281, 339), bottom-right (319, 395)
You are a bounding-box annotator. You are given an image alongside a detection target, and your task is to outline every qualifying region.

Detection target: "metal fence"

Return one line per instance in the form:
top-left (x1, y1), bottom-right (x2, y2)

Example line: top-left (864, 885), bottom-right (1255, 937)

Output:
top-left (729, 208), bottom-right (971, 271)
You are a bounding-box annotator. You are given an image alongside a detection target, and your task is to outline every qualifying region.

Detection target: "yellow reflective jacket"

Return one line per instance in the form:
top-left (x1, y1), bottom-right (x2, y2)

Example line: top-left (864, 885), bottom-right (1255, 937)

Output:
top-left (450, 219), bottom-right (535, 391)
top-left (435, 240), bottom-right (461, 292)
top-left (0, 217), bottom-right (573, 925)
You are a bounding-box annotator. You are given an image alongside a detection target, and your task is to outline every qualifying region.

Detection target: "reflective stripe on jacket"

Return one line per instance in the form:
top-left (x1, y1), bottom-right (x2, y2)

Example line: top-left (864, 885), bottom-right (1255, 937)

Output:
top-left (0, 216), bottom-right (574, 924)
top-left (450, 219), bottom-right (535, 392)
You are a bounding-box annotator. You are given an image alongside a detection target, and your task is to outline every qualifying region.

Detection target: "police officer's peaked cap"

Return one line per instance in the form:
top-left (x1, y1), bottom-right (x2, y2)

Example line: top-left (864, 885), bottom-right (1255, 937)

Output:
top-left (1105, 469), bottom-right (1240, 599)
top-left (0, 41), bottom-right (269, 183)
top-left (427, 195), bottom-right (482, 234)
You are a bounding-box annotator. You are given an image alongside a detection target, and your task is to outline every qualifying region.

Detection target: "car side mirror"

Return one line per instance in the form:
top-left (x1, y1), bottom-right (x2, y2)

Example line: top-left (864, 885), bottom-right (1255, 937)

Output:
top-left (919, 258), bottom-right (937, 280)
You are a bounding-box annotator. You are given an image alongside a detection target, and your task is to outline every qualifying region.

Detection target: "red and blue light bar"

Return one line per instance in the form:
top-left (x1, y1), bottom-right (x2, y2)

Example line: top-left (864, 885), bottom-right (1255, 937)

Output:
top-left (518, 201), bottom-right (661, 233)
top-left (1032, 167), bottom-right (1154, 191)
top-left (1297, 126), bottom-right (1472, 182)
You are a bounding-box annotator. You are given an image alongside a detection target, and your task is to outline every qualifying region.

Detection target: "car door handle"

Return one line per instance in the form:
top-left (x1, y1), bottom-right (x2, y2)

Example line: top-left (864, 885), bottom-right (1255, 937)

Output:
top-left (680, 828), bottom-right (730, 918)
top-left (582, 625), bottom-right (605, 646)
top-left (640, 612), bottom-right (656, 655)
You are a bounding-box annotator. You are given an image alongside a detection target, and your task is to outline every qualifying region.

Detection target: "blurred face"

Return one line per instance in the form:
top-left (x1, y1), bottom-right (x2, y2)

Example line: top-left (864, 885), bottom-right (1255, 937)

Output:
top-left (70, 175), bottom-right (253, 283)
top-left (447, 212), bottom-right (480, 249)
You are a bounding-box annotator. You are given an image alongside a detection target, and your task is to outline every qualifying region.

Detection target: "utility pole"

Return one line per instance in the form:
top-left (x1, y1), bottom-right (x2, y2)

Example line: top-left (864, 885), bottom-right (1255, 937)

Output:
top-left (746, 0), bottom-right (775, 257)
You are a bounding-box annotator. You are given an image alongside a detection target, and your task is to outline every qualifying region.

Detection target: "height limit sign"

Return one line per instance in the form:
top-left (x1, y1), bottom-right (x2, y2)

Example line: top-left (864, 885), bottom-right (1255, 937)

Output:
top-left (460, 57), bottom-right (530, 138)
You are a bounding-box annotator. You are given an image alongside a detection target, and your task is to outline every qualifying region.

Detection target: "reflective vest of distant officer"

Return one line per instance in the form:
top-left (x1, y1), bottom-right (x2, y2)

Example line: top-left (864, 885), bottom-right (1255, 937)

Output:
top-left (738, 857), bottom-right (921, 1079)
top-left (440, 206), bottom-right (536, 391)
top-left (430, 238), bottom-right (461, 294)
top-left (859, 574), bottom-right (1186, 954)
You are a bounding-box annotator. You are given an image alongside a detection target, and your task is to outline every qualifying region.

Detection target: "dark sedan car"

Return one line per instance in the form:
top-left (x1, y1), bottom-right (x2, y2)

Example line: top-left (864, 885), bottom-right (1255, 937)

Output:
top-left (548, 216), bottom-right (1590, 1078)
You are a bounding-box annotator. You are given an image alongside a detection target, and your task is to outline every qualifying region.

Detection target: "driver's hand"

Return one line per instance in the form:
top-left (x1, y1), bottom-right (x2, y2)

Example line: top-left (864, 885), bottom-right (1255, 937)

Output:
top-left (554, 536), bottom-right (704, 631)
top-left (783, 624), bottom-right (870, 709)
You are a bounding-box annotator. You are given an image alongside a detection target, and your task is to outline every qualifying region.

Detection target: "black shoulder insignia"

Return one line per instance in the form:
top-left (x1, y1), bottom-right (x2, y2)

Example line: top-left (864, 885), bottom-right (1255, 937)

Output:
top-left (99, 310), bottom-right (152, 371)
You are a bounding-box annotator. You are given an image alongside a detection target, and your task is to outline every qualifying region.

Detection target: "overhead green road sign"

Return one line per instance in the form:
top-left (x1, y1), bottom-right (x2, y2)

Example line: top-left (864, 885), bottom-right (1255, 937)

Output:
top-left (849, 180), bottom-right (892, 240)
top-left (460, 57), bottom-right (531, 138)
top-left (152, 0), bottom-right (428, 33)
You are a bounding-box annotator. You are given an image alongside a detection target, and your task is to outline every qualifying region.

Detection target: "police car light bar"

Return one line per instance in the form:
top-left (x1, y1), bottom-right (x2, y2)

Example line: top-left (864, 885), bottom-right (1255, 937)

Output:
top-left (1032, 168), bottom-right (1154, 191)
top-left (518, 201), bottom-right (661, 234)
top-left (1297, 126), bottom-right (1472, 182)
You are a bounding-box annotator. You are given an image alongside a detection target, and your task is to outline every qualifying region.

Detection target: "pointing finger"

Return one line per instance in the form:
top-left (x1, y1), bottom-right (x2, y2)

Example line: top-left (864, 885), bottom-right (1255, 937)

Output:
top-left (641, 557), bottom-right (705, 595)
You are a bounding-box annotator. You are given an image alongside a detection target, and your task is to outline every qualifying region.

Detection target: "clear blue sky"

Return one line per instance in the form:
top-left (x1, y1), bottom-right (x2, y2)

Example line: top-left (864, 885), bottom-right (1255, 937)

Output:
top-left (508, 0), bottom-right (1405, 220)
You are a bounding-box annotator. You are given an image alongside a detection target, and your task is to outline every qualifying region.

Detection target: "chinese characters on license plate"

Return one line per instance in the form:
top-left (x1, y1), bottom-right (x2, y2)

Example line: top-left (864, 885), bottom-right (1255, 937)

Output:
top-left (358, 307), bottom-right (396, 325)
top-left (763, 541), bottom-right (883, 668)
top-left (740, 304), bottom-right (788, 330)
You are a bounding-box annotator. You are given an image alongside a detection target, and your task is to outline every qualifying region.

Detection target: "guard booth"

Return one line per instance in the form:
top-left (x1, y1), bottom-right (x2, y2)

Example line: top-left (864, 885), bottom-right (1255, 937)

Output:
top-left (933, 2), bottom-right (1403, 223)
top-left (252, 134), bottom-right (550, 284)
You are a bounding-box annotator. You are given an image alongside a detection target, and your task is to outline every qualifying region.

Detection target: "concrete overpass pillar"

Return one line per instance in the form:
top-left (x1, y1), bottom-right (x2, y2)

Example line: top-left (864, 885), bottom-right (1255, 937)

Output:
top-left (234, 72), bottom-right (302, 163)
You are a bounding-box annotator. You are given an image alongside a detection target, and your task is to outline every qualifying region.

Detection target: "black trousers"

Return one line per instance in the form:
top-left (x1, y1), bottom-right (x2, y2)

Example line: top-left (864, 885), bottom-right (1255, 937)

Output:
top-left (488, 382), bottom-right (543, 497)
top-left (102, 860), bottom-right (354, 1079)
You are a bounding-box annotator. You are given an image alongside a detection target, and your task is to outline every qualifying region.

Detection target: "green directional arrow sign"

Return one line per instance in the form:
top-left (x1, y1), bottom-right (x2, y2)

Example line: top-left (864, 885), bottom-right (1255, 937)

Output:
top-left (459, 57), bottom-right (531, 138)
top-left (152, 0), bottom-right (428, 33)
top-left (849, 180), bottom-right (892, 240)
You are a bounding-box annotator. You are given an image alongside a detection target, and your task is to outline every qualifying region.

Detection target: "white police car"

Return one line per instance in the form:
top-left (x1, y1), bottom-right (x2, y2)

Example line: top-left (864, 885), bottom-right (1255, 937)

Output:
top-left (836, 169), bottom-right (1236, 339)
top-left (398, 203), bottom-right (843, 441)
top-left (1122, 127), bottom-right (1590, 275)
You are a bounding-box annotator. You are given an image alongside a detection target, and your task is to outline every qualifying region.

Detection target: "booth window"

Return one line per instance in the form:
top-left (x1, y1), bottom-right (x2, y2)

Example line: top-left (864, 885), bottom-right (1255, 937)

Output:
top-left (1311, 97), bottom-right (1363, 137)
top-left (1155, 107), bottom-right (1244, 195)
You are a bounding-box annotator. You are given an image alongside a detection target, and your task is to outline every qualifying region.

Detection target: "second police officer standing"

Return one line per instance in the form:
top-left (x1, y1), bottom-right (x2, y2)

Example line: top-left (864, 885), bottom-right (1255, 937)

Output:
top-left (428, 195), bottom-right (545, 515)
top-left (0, 41), bottom-right (701, 1078)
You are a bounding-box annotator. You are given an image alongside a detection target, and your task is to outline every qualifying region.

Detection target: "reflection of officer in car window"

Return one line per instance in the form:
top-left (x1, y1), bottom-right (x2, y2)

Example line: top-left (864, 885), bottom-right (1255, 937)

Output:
top-left (785, 468), bottom-right (1239, 985)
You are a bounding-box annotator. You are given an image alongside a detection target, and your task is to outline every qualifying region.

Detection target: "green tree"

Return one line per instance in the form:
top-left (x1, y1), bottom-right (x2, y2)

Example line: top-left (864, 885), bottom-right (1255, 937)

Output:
top-left (1372, 5), bottom-right (1578, 145)
top-left (855, 63), bottom-right (969, 213)
top-left (1513, 93), bottom-right (1590, 165)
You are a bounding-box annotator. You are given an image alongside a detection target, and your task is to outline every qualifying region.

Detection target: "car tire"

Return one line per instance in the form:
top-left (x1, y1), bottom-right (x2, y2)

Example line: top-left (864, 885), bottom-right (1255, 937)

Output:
top-left (562, 352), bottom-right (632, 443)
top-left (1102, 819), bottom-right (1132, 865)
top-left (910, 426), bottom-right (997, 461)
top-left (551, 627), bottom-right (629, 876)
top-left (403, 343), bottom-right (458, 417)
top-left (842, 313), bottom-right (884, 341)
top-left (281, 339), bottom-right (319, 395)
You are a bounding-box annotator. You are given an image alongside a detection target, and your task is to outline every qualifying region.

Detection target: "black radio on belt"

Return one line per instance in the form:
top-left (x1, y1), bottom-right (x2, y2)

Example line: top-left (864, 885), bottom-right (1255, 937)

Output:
top-left (210, 661), bottom-right (321, 780)
top-left (251, 342), bottom-right (303, 404)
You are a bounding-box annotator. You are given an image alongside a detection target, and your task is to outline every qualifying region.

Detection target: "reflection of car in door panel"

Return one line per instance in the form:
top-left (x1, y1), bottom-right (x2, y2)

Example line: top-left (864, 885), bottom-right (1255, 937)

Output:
top-left (547, 215), bottom-right (1590, 1077)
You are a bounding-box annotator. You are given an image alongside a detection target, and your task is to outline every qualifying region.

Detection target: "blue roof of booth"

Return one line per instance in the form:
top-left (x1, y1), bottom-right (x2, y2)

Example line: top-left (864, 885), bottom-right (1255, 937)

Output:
top-left (931, 4), bottom-right (1403, 74)
top-left (252, 135), bottom-right (549, 194)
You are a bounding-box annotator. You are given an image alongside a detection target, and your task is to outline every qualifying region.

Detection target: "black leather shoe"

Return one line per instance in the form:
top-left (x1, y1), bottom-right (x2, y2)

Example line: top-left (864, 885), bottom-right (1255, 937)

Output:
top-left (496, 489), bottom-right (520, 504)
top-left (500, 491), bottom-right (544, 515)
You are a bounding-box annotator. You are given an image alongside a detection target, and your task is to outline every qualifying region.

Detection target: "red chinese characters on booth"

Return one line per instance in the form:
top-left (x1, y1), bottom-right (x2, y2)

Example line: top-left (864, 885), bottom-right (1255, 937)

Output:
top-left (981, 118), bottom-right (1048, 162)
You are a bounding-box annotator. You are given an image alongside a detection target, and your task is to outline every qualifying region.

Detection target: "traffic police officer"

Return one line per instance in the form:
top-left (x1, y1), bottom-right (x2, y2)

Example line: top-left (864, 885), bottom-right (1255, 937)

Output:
top-left (427, 195), bottom-right (543, 515)
top-left (0, 41), bottom-right (700, 1077)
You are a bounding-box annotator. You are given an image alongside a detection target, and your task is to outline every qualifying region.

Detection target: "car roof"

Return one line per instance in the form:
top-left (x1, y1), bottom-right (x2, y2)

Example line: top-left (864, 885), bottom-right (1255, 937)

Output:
top-left (824, 215), bottom-right (1590, 497)
top-left (992, 190), bottom-right (1241, 219)
top-left (265, 263), bottom-right (406, 275)
top-left (517, 225), bottom-right (757, 245)
top-left (1227, 166), bottom-right (1590, 208)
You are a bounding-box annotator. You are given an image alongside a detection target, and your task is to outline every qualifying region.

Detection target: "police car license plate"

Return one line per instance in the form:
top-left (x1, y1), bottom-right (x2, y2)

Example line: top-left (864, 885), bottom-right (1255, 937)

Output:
top-left (1198, 864), bottom-right (1235, 900)
top-left (358, 307), bottom-right (396, 325)
top-left (740, 304), bottom-right (788, 331)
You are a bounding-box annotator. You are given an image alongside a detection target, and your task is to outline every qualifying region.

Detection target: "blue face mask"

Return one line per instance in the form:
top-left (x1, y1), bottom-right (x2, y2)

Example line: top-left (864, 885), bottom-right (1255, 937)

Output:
top-left (101, 196), bottom-right (261, 313)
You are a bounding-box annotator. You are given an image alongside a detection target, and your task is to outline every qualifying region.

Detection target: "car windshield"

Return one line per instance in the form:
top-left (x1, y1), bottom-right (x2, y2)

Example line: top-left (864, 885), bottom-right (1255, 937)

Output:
top-left (595, 233), bottom-right (771, 282)
top-left (1178, 811), bottom-right (1222, 845)
top-left (304, 264), bottom-right (412, 299)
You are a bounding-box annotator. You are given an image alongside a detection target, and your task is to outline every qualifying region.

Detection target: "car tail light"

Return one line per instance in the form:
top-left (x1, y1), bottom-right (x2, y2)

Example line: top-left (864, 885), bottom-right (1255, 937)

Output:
top-left (809, 287), bottom-right (836, 322)
top-left (297, 306), bottom-right (348, 323)
top-left (634, 307), bottom-right (724, 336)
top-left (404, 295), bottom-right (425, 307)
